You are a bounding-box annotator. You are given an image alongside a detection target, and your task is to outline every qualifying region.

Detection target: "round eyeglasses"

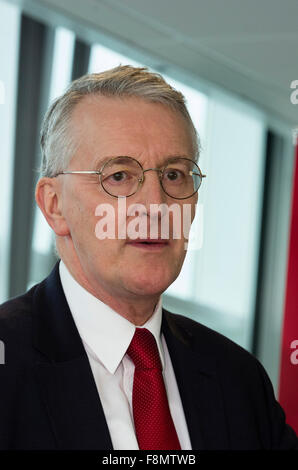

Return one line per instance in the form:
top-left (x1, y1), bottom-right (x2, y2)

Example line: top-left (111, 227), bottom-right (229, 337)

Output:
top-left (54, 156), bottom-right (206, 200)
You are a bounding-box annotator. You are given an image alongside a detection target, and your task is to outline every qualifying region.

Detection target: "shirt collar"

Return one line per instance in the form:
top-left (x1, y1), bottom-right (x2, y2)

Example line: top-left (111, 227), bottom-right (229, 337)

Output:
top-left (59, 260), bottom-right (164, 374)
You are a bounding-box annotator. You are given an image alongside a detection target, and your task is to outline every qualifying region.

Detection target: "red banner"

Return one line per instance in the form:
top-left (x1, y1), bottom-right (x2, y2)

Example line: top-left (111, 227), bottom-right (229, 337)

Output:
top-left (279, 140), bottom-right (298, 434)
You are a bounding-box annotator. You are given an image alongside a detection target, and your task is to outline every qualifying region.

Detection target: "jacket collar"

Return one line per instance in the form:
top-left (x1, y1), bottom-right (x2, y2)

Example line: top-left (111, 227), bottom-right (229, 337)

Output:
top-left (33, 261), bottom-right (86, 363)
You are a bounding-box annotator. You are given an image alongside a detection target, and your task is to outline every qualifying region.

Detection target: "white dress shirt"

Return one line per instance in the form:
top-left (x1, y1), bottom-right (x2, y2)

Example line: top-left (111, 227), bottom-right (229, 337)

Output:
top-left (59, 260), bottom-right (192, 450)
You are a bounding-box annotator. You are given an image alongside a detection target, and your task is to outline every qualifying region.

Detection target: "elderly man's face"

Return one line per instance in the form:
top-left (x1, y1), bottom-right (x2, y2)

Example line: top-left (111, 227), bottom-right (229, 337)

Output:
top-left (58, 95), bottom-right (197, 299)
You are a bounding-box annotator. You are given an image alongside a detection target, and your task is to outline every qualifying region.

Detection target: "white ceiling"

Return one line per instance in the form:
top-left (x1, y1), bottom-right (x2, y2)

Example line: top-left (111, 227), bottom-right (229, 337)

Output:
top-left (7, 0), bottom-right (298, 125)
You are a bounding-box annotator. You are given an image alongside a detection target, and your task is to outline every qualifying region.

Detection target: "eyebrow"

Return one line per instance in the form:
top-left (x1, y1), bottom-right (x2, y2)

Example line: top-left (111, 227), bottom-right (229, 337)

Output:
top-left (93, 156), bottom-right (115, 169)
top-left (93, 154), bottom-right (196, 169)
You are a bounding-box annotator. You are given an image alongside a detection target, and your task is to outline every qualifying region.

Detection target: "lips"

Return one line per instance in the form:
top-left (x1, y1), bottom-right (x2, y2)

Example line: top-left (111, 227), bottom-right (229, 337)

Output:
top-left (126, 238), bottom-right (169, 249)
top-left (127, 238), bottom-right (169, 244)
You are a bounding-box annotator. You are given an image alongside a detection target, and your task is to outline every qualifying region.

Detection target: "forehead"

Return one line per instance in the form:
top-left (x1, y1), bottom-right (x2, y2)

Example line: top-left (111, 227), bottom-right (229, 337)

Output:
top-left (69, 95), bottom-right (195, 166)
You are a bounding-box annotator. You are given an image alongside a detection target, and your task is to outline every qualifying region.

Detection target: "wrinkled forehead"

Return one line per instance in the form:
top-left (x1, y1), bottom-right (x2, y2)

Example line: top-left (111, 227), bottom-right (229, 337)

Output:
top-left (68, 95), bottom-right (196, 165)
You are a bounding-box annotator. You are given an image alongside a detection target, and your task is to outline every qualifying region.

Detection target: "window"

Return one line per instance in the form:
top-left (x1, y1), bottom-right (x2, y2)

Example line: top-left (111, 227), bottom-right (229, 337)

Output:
top-left (0, 1), bottom-right (20, 303)
top-left (166, 96), bottom-right (265, 350)
top-left (29, 27), bottom-right (75, 287)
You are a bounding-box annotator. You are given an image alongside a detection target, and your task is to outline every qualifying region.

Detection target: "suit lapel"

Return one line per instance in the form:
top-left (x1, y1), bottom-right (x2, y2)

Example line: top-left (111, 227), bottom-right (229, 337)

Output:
top-left (32, 262), bottom-right (113, 450)
top-left (162, 310), bottom-right (229, 450)
top-left (35, 357), bottom-right (112, 450)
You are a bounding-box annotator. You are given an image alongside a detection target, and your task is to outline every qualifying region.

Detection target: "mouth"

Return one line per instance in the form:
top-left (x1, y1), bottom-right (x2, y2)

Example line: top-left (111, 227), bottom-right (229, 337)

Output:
top-left (126, 238), bottom-right (170, 250)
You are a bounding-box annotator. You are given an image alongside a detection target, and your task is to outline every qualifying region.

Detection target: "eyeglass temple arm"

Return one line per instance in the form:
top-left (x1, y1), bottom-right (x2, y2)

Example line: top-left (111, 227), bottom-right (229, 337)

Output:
top-left (190, 171), bottom-right (206, 177)
top-left (59, 170), bottom-right (102, 175)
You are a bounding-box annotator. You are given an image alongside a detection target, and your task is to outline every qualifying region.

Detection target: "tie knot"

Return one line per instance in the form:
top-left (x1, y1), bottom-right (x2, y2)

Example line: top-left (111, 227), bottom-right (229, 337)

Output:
top-left (127, 328), bottom-right (162, 370)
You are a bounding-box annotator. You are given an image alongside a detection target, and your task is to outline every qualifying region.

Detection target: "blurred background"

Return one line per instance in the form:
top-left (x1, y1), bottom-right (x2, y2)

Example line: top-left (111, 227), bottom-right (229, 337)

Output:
top-left (0, 0), bottom-right (297, 414)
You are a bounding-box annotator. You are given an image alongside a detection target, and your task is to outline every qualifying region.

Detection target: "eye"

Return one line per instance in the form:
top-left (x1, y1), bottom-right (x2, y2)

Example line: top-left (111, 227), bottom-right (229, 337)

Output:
top-left (164, 168), bottom-right (185, 182)
top-left (110, 171), bottom-right (127, 182)
top-left (103, 170), bottom-right (133, 185)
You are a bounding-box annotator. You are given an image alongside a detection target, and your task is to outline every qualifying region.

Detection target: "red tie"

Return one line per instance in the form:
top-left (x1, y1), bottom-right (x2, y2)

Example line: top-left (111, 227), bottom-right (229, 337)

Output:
top-left (126, 327), bottom-right (181, 450)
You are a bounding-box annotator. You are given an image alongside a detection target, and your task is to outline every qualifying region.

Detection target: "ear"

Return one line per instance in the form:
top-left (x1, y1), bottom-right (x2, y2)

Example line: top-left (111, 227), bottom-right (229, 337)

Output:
top-left (35, 177), bottom-right (70, 236)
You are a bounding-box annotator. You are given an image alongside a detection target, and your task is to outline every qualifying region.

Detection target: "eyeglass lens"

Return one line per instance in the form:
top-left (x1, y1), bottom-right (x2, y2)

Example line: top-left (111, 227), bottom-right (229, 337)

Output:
top-left (100, 156), bottom-right (202, 199)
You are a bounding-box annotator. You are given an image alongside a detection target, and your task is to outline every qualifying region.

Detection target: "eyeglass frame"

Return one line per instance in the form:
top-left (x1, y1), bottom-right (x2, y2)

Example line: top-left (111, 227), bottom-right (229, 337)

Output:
top-left (53, 155), bottom-right (206, 200)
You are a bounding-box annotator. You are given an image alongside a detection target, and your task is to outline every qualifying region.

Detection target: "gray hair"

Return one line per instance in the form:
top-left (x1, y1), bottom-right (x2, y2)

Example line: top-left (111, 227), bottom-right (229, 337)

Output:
top-left (40, 65), bottom-right (200, 177)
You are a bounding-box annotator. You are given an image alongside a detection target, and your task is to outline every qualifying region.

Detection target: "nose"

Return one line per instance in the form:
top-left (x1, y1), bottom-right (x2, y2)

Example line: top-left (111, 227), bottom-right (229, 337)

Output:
top-left (139, 168), bottom-right (168, 208)
top-left (128, 169), bottom-right (172, 239)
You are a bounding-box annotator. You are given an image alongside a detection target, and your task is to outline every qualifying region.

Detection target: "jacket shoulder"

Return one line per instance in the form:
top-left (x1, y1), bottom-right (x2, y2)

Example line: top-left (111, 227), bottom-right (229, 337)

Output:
top-left (0, 285), bottom-right (38, 352)
top-left (164, 309), bottom-right (275, 395)
top-left (0, 285), bottom-right (37, 320)
top-left (164, 309), bottom-right (254, 361)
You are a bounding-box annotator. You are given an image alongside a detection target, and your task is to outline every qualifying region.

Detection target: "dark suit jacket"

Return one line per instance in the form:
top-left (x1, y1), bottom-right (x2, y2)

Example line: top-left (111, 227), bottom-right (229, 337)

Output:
top-left (0, 262), bottom-right (297, 450)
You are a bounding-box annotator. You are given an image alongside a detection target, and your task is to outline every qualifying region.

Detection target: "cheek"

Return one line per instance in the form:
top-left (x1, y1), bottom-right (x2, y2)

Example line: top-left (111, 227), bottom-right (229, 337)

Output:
top-left (168, 201), bottom-right (196, 240)
top-left (69, 203), bottom-right (90, 231)
top-left (64, 192), bottom-right (99, 242)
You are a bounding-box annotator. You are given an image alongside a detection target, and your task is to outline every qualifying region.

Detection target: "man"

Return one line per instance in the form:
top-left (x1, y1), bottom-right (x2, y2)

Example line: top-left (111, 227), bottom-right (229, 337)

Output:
top-left (0, 65), bottom-right (297, 450)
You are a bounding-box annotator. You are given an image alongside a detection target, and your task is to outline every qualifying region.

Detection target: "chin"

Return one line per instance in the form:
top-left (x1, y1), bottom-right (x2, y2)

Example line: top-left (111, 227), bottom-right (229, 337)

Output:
top-left (130, 284), bottom-right (168, 297)
top-left (126, 270), bottom-right (176, 297)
